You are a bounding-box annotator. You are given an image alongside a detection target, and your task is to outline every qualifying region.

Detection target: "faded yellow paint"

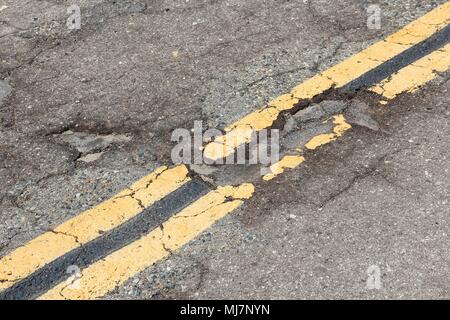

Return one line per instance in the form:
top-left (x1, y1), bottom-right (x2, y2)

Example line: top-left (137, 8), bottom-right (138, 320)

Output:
top-left (370, 43), bottom-right (450, 99)
top-left (202, 2), bottom-right (450, 161)
top-left (263, 155), bottom-right (306, 181)
top-left (290, 74), bottom-right (335, 100)
top-left (0, 165), bottom-right (190, 291)
top-left (305, 114), bottom-right (352, 150)
top-left (3, 3), bottom-right (450, 299)
top-left (383, 2), bottom-right (449, 44)
top-left (322, 1), bottom-right (450, 85)
top-left (263, 115), bottom-right (350, 180)
top-left (332, 114), bottom-right (352, 136)
top-left (305, 133), bottom-right (337, 150)
top-left (203, 107), bottom-right (280, 161)
top-left (39, 183), bottom-right (255, 300)
top-left (268, 94), bottom-right (300, 111)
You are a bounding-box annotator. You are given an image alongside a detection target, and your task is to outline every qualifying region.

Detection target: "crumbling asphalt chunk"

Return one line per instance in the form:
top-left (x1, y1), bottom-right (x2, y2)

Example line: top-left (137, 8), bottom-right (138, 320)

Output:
top-left (284, 98), bottom-right (379, 136)
top-left (197, 97), bottom-right (382, 187)
top-left (53, 130), bottom-right (133, 162)
top-left (343, 100), bottom-right (380, 131)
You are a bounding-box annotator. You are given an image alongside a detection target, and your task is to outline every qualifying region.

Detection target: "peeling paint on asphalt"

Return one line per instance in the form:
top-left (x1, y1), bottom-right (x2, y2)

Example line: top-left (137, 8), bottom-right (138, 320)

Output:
top-left (263, 155), bottom-right (306, 181)
top-left (305, 114), bottom-right (352, 150)
top-left (0, 1), bottom-right (449, 300)
top-left (203, 2), bottom-right (450, 162)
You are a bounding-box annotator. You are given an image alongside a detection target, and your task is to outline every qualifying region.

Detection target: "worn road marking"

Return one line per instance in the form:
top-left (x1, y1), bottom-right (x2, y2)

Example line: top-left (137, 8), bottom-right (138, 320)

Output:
top-left (370, 42), bottom-right (450, 99)
top-left (38, 184), bottom-right (255, 300)
top-left (304, 115), bottom-right (352, 150)
top-left (342, 23), bottom-right (450, 94)
top-left (203, 2), bottom-right (450, 161)
top-left (0, 179), bottom-right (210, 300)
top-left (263, 155), bottom-right (305, 181)
top-left (0, 165), bottom-right (190, 292)
top-left (1, 2), bottom-right (450, 300)
top-left (262, 114), bottom-right (352, 180)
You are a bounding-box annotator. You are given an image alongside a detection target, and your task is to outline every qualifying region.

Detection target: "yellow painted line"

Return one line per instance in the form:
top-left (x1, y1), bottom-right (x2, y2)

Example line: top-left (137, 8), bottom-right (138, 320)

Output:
top-left (3, 3), bottom-right (450, 300)
top-left (38, 116), bottom-right (351, 298)
top-left (38, 183), bottom-right (255, 300)
top-left (304, 114), bottom-right (352, 150)
top-left (262, 115), bottom-right (352, 180)
top-left (370, 42), bottom-right (450, 99)
top-left (263, 154), bottom-right (305, 181)
top-left (0, 165), bottom-right (190, 291)
top-left (203, 2), bottom-right (450, 161)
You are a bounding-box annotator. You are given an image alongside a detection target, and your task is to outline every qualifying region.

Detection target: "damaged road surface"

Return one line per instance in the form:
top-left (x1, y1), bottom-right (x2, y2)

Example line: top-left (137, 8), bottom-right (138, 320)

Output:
top-left (0, 0), bottom-right (450, 300)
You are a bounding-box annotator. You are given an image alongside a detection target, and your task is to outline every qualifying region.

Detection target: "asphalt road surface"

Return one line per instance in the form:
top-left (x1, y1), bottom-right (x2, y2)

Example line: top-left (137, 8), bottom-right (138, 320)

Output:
top-left (0, 0), bottom-right (449, 300)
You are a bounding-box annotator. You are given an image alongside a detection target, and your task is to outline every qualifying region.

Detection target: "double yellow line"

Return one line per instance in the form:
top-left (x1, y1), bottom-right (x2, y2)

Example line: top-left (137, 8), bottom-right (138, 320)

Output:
top-left (0, 166), bottom-right (190, 291)
top-left (203, 2), bottom-right (450, 161)
top-left (1, 1), bottom-right (449, 300)
top-left (40, 184), bottom-right (254, 299)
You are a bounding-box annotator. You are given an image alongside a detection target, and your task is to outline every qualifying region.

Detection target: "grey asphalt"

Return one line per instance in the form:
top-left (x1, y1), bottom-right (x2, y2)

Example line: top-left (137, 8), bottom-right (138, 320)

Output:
top-left (1, 0), bottom-right (449, 299)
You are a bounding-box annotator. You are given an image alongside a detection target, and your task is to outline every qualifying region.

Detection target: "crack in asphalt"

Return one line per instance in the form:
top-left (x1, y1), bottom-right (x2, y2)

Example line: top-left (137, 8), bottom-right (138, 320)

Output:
top-left (48, 229), bottom-right (82, 246)
top-left (0, 0), bottom-right (449, 300)
top-left (316, 148), bottom-right (408, 209)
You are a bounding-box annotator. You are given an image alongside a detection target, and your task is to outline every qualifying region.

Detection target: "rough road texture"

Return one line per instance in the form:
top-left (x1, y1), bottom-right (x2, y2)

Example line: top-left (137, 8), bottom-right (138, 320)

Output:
top-left (1, 0), bottom-right (449, 299)
top-left (111, 74), bottom-right (450, 300)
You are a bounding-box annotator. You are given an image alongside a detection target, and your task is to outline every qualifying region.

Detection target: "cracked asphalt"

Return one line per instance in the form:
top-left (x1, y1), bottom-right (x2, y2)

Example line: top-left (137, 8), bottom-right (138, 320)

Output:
top-left (1, 0), bottom-right (449, 299)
